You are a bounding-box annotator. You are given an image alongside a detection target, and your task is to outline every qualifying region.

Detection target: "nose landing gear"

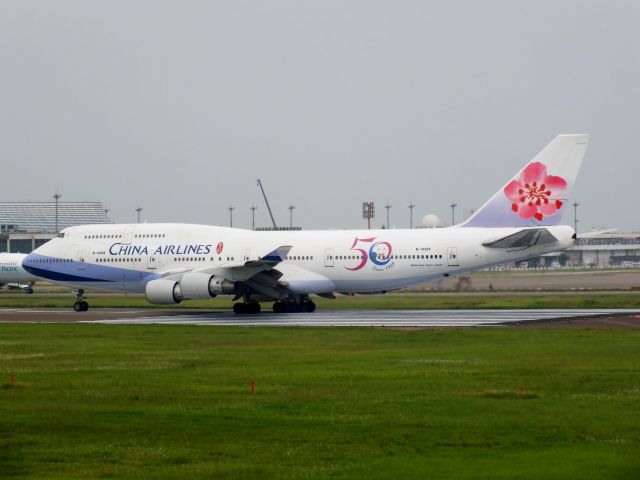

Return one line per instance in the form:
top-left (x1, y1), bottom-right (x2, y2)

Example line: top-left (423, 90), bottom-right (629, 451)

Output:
top-left (73, 289), bottom-right (89, 312)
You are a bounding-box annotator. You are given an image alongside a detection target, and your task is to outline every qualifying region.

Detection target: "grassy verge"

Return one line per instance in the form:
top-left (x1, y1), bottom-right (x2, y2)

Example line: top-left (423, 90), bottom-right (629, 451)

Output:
top-left (1, 325), bottom-right (639, 479)
top-left (1, 293), bottom-right (640, 310)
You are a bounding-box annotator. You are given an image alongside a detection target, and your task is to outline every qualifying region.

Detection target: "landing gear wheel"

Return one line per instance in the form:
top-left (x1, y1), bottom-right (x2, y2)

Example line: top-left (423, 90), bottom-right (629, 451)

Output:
top-left (25, 287), bottom-right (34, 294)
top-left (247, 302), bottom-right (261, 314)
top-left (303, 301), bottom-right (316, 313)
top-left (285, 302), bottom-right (297, 313)
top-left (73, 301), bottom-right (89, 312)
top-left (273, 302), bottom-right (285, 313)
top-left (72, 289), bottom-right (88, 312)
top-left (233, 302), bottom-right (246, 314)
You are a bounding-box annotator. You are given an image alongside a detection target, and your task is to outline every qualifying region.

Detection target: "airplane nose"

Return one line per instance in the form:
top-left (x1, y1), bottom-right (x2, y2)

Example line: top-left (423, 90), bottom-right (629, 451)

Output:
top-left (24, 252), bottom-right (37, 267)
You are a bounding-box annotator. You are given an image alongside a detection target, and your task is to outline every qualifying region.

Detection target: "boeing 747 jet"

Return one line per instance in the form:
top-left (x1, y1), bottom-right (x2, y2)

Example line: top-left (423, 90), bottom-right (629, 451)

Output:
top-left (0, 253), bottom-right (37, 293)
top-left (23, 134), bottom-right (589, 313)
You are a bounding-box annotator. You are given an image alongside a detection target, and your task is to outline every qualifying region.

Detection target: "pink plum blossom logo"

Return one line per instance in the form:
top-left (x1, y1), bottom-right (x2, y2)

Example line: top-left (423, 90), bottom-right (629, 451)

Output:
top-left (504, 162), bottom-right (567, 222)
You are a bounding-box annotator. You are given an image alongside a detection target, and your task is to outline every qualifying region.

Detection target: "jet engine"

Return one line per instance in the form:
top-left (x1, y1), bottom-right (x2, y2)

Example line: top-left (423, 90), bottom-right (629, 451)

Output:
top-left (145, 279), bottom-right (183, 304)
top-left (145, 274), bottom-right (236, 304)
top-left (178, 272), bottom-right (236, 299)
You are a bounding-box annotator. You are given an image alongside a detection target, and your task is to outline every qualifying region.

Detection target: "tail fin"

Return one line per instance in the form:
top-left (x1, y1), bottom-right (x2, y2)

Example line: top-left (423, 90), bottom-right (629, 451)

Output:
top-left (461, 134), bottom-right (590, 228)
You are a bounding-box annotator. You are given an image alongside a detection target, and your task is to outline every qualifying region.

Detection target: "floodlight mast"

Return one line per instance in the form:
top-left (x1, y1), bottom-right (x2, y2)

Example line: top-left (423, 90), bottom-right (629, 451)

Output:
top-left (53, 190), bottom-right (61, 233)
top-left (257, 179), bottom-right (278, 229)
top-left (362, 202), bottom-right (375, 230)
top-left (250, 205), bottom-right (258, 231)
top-left (408, 203), bottom-right (415, 229)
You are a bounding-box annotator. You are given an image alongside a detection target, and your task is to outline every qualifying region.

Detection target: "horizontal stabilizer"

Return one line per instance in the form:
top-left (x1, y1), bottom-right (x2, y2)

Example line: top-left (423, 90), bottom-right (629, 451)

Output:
top-left (577, 228), bottom-right (618, 239)
top-left (483, 228), bottom-right (559, 249)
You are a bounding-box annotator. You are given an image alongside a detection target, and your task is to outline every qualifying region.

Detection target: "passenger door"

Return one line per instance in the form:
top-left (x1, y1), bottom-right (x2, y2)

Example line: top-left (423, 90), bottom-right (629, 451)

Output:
top-left (122, 226), bottom-right (136, 245)
top-left (447, 247), bottom-right (459, 267)
top-left (77, 250), bottom-right (89, 271)
top-left (324, 248), bottom-right (334, 267)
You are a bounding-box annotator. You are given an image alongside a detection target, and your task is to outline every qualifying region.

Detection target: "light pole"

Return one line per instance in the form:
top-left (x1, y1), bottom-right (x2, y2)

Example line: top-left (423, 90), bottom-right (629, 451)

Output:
top-left (288, 204), bottom-right (296, 229)
top-left (573, 201), bottom-right (579, 235)
top-left (250, 205), bottom-right (258, 230)
top-left (228, 206), bottom-right (235, 228)
top-left (53, 190), bottom-right (61, 233)
top-left (362, 202), bottom-right (375, 229)
top-left (385, 203), bottom-right (392, 229)
top-left (135, 206), bottom-right (142, 224)
top-left (450, 202), bottom-right (458, 226)
top-left (408, 203), bottom-right (415, 229)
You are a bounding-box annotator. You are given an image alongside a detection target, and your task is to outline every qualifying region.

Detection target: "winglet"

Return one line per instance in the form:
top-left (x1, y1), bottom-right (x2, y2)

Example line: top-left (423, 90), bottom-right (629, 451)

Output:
top-left (461, 134), bottom-right (590, 228)
top-left (254, 245), bottom-right (292, 265)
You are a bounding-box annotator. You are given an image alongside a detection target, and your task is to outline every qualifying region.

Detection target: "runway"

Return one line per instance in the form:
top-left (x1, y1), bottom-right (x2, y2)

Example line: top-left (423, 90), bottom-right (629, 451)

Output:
top-left (0, 307), bottom-right (638, 327)
top-left (81, 308), bottom-right (640, 327)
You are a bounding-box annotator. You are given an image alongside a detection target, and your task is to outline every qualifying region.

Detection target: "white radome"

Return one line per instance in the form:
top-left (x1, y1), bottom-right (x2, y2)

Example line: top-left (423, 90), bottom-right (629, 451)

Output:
top-left (421, 214), bottom-right (442, 228)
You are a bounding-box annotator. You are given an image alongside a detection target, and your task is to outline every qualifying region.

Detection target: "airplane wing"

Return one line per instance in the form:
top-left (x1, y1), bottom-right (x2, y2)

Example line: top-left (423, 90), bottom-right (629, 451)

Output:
top-left (244, 245), bottom-right (292, 269)
top-left (159, 245), bottom-right (335, 301)
top-left (482, 228), bottom-right (560, 250)
top-left (159, 245), bottom-right (292, 279)
top-left (160, 245), bottom-right (294, 301)
top-left (192, 245), bottom-right (292, 281)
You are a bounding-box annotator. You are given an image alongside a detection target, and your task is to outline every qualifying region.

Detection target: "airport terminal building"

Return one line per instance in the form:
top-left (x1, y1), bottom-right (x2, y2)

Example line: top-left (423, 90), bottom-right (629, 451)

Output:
top-left (0, 202), bottom-right (111, 253)
top-left (568, 232), bottom-right (640, 267)
top-left (509, 232), bottom-right (640, 269)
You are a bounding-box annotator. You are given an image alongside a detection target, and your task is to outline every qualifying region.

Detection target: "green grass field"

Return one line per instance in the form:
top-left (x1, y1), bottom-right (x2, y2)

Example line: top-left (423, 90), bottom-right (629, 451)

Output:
top-left (1, 292), bottom-right (640, 310)
top-left (1, 325), bottom-right (639, 479)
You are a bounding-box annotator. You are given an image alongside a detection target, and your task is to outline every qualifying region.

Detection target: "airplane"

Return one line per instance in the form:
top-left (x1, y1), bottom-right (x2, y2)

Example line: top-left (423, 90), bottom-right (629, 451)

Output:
top-left (22, 134), bottom-right (589, 313)
top-left (0, 252), bottom-right (38, 293)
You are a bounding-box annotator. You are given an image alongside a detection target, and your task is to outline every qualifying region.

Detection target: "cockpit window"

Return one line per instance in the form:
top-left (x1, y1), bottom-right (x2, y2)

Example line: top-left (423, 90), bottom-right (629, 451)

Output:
top-left (57, 233), bottom-right (65, 238)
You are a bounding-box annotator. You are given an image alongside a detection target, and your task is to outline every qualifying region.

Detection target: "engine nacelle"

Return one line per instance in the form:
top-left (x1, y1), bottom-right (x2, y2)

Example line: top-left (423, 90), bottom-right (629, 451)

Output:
top-left (180, 272), bottom-right (217, 299)
top-left (208, 277), bottom-right (236, 295)
top-left (178, 272), bottom-right (236, 299)
top-left (145, 279), bottom-right (183, 304)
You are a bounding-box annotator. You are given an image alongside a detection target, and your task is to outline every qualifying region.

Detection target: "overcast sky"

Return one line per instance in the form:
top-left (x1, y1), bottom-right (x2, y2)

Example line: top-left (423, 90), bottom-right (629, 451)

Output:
top-left (1, 1), bottom-right (638, 231)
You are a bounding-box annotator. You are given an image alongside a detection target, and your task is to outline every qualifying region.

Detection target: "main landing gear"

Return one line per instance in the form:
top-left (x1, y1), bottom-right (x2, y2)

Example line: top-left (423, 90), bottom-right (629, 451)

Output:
top-left (73, 289), bottom-right (89, 312)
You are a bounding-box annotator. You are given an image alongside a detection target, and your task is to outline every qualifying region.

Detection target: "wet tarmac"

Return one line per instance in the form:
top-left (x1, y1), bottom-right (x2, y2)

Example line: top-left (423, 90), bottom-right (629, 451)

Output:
top-left (1, 308), bottom-right (639, 327)
top-left (0, 308), bottom-right (640, 327)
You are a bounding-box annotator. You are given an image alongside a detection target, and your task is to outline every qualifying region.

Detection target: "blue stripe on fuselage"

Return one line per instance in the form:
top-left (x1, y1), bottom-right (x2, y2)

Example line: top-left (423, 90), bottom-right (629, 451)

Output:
top-left (23, 253), bottom-right (157, 284)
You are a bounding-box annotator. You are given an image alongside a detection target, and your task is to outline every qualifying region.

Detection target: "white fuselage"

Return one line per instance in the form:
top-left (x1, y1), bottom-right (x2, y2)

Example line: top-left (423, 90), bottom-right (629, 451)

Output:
top-left (0, 253), bottom-right (38, 285)
top-left (23, 223), bottom-right (575, 298)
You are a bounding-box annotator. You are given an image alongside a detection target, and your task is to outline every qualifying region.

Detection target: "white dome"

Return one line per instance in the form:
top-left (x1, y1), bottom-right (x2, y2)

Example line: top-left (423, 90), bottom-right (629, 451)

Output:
top-left (422, 214), bottom-right (442, 228)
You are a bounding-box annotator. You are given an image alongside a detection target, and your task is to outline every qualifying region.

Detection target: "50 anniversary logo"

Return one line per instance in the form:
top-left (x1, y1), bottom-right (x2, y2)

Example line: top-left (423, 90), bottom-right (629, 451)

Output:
top-left (346, 237), bottom-right (394, 272)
